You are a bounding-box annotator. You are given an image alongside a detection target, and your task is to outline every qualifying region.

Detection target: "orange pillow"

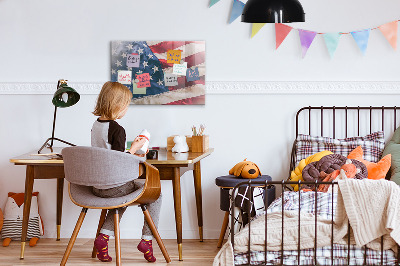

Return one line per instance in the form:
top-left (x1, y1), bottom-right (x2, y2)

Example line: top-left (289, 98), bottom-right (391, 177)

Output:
top-left (347, 146), bottom-right (391, 180)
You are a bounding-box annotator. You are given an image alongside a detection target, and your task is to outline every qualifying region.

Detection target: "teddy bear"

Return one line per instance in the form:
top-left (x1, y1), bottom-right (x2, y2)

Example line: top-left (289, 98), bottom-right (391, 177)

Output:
top-left (172, 135), bottom-right (189, 153)
top-left (229, 159), bottom-right (261, 179)
top-left (1, 192), bottom-right (44, 247)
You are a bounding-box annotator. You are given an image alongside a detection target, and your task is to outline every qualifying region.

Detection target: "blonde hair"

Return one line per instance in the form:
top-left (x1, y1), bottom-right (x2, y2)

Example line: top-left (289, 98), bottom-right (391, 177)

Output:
top-left (93, 81), bottom-right (133, 120)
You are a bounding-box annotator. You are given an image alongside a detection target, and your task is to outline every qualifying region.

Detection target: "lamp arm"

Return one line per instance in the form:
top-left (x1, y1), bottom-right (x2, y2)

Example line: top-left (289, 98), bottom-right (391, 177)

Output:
top-left (50, 105), bottom-right (57, 148)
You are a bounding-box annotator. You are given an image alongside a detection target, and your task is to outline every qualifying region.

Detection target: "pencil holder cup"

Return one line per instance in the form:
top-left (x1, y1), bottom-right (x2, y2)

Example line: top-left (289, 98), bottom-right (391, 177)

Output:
top-left (191, 135), bottom-right (209, 153)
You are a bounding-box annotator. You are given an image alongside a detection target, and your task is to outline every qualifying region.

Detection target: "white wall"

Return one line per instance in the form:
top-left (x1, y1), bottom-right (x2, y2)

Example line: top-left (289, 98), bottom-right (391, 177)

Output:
top-left (1, 0), bottom-right (400, 240)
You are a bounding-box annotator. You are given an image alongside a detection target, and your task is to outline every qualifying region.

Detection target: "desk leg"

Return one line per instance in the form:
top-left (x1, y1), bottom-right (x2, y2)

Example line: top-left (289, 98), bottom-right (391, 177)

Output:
top-left (193, 161), bottom-right (203, 242)
top-left (20, 165), bottom-right (34, 259)
top-left (56, 178), bottom-right (64, 241)
top-left (172, 167), bottom-right (183, 261)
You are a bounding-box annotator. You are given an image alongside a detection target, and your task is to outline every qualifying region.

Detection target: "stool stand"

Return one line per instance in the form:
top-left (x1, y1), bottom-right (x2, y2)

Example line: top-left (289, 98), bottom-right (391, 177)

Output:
top-left (217, 211), bottom-right (230, 248)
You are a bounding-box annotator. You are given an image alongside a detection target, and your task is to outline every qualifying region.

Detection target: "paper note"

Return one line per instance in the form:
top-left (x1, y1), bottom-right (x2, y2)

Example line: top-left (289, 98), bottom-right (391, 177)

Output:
top-left (136, 73), bottom-right (151, 88)
top-left (126, 53), bottom-right (140, 67)
top-left (117, 70), bottom-right (132, 84)
top-left (164, 73), bottom-right (179, 86)
top-left (186, 67), bottom-right (200, 82)
top-left (167, 50), bottom-right (182, 64)
top-left (132, 82), bottom-right (147, 94)
top-left (172, 62), bottom-right (187, 76)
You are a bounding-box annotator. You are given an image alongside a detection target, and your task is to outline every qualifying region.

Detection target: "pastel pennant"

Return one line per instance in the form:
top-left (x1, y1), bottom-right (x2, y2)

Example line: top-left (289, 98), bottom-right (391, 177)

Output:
top-left (229, 0), bottom-right (245, 24)
top-left (378, 21), bottom-right (398, 50)
top-left (251, 23), bottom-right (266, 38)
top-left (275, 23), bottom-right (293, 49)
top-left (298, 29), bottom-right (317, 58)
top-left (209, 0), bottom-right (220, 7)
top-left (323, 33), bottom-right (341, 58)
top-left (351, 29), bottom-right (370, 55)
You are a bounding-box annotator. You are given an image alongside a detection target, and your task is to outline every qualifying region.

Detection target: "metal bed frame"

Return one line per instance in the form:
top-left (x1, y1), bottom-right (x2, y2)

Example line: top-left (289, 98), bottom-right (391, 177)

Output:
top-left (230, 106), bottom-right (400, 266)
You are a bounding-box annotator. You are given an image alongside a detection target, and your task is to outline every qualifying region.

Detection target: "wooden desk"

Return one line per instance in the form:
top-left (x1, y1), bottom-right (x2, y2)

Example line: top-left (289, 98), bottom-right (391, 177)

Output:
top-left (10, 147), bottom-right (213, 261)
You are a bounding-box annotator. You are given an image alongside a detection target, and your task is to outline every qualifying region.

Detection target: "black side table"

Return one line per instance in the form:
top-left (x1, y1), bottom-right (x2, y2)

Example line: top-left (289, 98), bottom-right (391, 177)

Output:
top-left (215, 175), bottom-right (275, 248)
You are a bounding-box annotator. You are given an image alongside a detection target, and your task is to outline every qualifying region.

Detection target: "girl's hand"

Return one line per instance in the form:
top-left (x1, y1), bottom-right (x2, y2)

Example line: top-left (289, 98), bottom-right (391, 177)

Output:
top-left (134, 148), bottom-right (149, 157)
top-left (129, 137), bottom-right (147, 155)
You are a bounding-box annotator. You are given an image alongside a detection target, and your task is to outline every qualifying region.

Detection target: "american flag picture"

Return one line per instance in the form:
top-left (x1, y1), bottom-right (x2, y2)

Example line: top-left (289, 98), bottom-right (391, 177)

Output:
top-left (111, 41), bottom-right (205, 105)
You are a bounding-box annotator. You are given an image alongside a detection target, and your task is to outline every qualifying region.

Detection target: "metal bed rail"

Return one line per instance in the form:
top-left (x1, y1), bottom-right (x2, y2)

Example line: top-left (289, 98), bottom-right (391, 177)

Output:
top-left (230, 180), bottom-right (400, 266)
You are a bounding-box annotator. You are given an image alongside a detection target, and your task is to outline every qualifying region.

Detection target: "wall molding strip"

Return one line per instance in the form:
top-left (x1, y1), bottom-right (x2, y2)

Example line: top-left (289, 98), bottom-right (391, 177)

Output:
top-left (0, 81), bottom-right (399, 95)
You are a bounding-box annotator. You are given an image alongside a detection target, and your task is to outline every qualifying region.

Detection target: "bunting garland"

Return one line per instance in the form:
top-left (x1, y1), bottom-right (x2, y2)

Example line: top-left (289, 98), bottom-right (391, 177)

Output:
top-left (251, 23), bottom-right (266, 38)
top-left (229, 0), bottom-right (245, 24)
top-left (298, 30), bottom-right (317, 58)
top-left (275, 23), bottom-right (292, 49)
top-left (209, 0), bottom-right (220, 7)
top-left (378, 21), bottom-right (397, 50)
top-left (351, 29), bottom-right (370, 55)
top-left (208, 1), bottom-right (399, 58)
top-left (323, 33), bottom-right (341, 58)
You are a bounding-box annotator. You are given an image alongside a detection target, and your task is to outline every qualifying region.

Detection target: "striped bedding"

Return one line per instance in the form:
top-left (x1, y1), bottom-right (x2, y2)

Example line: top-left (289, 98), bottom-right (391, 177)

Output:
top-left (234, 191), bottom-right (397, 265)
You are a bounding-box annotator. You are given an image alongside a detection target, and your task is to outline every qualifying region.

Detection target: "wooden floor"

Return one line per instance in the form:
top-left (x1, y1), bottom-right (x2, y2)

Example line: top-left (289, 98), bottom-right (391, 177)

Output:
top-left (0, 239), bottom-right (221, 265)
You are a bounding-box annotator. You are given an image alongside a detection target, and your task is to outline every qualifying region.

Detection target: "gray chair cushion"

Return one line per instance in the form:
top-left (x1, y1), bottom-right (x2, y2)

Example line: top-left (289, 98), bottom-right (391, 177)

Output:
top-left (62, 146), bottom-right (145, 188)
top-left (69, 180), bottom-right (145, 208)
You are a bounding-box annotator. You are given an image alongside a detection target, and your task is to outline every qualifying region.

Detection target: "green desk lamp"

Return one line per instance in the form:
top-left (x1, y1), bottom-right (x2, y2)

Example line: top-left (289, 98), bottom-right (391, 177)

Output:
top-left (38, 79), bottom-right (80, 154)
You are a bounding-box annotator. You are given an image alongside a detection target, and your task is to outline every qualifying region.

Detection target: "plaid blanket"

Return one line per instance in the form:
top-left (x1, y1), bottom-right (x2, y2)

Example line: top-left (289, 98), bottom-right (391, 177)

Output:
top-left (234, 191), bottom-right (397, 265)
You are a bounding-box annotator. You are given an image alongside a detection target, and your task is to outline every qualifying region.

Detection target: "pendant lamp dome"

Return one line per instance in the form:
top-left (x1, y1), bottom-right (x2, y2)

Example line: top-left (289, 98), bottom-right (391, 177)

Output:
top-left (241, 0), bottom-right (305, 23)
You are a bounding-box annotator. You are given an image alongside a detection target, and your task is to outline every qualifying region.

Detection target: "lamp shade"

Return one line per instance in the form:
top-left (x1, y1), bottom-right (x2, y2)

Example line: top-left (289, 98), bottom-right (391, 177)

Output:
top-left (52, 84), bottom-right (80, 108)
top-left (241, 0), bottom-right (305, 23)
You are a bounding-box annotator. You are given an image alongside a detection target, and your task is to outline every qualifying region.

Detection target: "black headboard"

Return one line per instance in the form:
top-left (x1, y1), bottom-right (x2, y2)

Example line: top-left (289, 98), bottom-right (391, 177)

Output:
top-left (289, 106), bottom-right (400, 179)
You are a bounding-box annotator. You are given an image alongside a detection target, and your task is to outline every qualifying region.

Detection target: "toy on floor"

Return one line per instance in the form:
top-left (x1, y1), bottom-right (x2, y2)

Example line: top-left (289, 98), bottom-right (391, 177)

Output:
top-left (172, 135), bottom-right (189, 153)
top-left (229, 159), bottom-right (261, 179)
top-left (1, 192), bottom-right (44, 247)
top-left (0, 208), bottom-right (3, 232)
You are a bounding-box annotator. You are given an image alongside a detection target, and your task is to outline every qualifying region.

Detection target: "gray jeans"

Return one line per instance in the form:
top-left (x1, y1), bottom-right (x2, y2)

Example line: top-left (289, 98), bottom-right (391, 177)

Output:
top-left (92, 180), bottom-right (162, 240)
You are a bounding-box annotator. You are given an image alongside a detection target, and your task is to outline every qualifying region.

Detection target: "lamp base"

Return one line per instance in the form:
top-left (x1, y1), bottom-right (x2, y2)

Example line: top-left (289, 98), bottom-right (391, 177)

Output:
top-left (38, 137), bottom-right (76, 154)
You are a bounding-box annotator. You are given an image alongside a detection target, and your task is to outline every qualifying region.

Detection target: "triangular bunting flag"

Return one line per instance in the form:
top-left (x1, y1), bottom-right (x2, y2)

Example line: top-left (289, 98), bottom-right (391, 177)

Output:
top-left (275, 23), bottom-right (293, 49)
top-left (209, 0), bottom-right (220, 7)
top-left (298, 29), bottom-right (317, 58)
top-left (229, 0), bottom-right (245, 24)
top-left (351, 29), bottom-right (370, 55)
top-left (323, 33), bottom-right (341, 58)
top-left (378, 21), bottom-right (398, 50)
top-left (251, 23), bottom-right (266, 38)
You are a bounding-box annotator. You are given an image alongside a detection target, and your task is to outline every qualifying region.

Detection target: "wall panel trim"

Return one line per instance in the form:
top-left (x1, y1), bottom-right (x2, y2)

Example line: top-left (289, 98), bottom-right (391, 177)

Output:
top-left (1, 81), bottom-right (399, 95)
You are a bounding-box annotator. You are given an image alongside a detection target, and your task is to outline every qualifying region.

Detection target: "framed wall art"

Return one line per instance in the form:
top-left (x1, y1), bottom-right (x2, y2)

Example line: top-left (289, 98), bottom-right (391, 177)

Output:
top-left (111, 41), bottom-right (205, 105)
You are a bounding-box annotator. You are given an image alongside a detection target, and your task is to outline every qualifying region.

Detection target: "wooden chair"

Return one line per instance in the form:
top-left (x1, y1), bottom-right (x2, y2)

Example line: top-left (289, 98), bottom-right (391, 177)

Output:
top-left (60, 146), bottom-right (171, 265)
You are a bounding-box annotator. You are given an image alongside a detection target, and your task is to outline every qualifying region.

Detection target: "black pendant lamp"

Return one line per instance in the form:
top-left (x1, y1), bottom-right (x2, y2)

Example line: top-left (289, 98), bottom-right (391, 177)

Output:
top-left (242, 0), bottom-right (305, 23)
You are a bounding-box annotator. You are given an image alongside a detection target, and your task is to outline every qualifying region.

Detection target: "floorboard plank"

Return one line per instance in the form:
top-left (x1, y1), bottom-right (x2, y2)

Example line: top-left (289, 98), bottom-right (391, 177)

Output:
top-left (0, 239), bottom-right (222, 265)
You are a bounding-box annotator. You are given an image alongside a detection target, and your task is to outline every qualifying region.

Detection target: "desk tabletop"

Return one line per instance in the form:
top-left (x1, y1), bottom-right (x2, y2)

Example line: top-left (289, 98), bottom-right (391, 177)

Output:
top-left (10, 147), bottom-right (214, 166)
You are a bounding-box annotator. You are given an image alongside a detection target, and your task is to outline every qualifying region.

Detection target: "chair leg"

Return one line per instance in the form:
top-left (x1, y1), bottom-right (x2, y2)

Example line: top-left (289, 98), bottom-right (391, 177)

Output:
top-left (60, 208), bottom-right (88, 266)
top-left (114, 209), bottom-right (121, 266)
top-left (91, 209), bottom-right (108, 258)
top-left (217, 211), bottom-right (230, 248)
top-left (141, 205), bottom-right (171, 263)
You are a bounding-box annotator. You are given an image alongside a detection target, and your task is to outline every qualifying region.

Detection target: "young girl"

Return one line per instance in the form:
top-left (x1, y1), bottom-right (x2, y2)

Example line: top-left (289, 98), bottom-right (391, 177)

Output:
top-left (91, 81), bottom-right (162, 263)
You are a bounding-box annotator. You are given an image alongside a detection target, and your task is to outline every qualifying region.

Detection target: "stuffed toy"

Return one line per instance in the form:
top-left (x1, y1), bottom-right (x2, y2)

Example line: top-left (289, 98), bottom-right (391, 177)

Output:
top-left (348, 146), bottom-right (391, 180)
top-left (317, 160), bottom-right (360, 193)
top-left (172, 135), bottom-right (189, 153)
top-left (1, 192), bottom-right (44, 247)
top-left (289, 150), bottom-right (333, 191)
top-left (0, 208), bottom-right (3, 232)
top-left (301, 154), bottom-right (368, 191)
top-left (229, 159), bottom-right (261, 179)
